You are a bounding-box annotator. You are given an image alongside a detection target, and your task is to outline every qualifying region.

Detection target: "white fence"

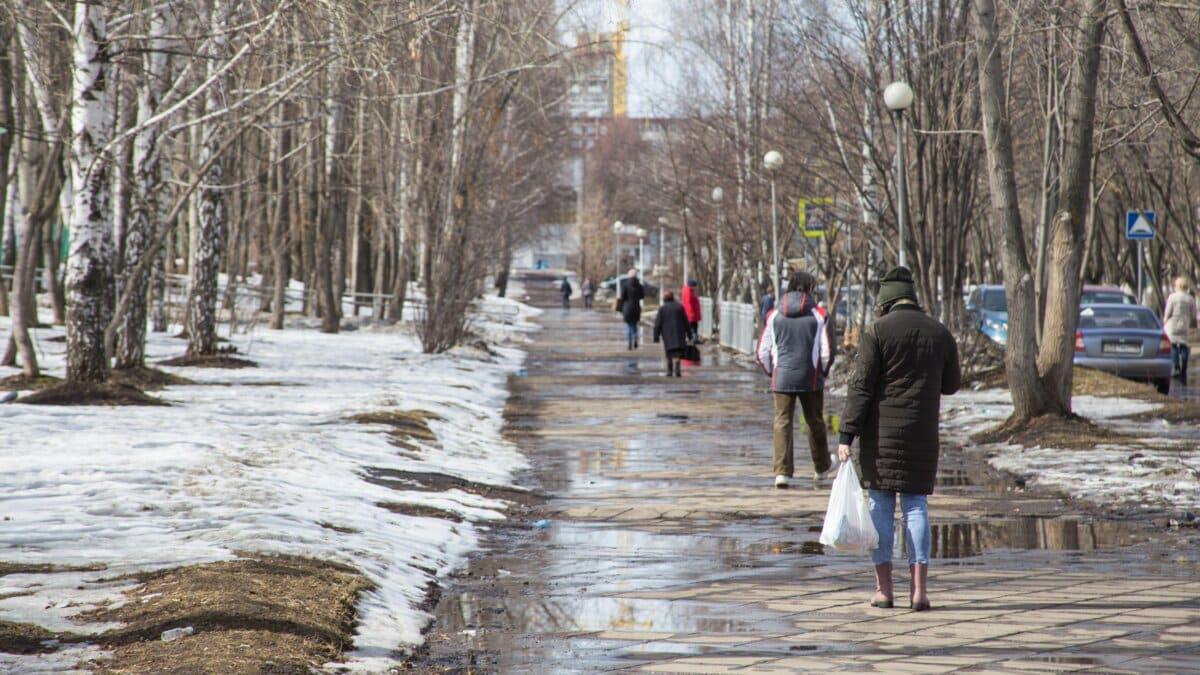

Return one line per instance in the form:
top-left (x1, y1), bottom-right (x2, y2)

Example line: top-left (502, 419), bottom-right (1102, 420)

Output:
top-left (698, 297), bottom-right (714, 339)
top-left (719, 301), bottom-right (757, 354)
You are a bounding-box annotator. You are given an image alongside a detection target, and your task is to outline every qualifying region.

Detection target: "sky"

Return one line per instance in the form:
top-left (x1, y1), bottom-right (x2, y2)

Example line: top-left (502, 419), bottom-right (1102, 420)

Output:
top-left (564, 0), bottom-right (683, 117)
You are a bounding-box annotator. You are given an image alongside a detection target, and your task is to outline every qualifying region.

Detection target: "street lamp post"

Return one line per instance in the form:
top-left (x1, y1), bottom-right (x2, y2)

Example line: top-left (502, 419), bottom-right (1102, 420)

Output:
top-left (764, 150), bottom-right (784, 299)
top-left (636, 227), bottom-right (647, 278)
top-left (884, 81), bottom-right (914, 269)
top-left (712, 187), bottom-right (724, 303)
top-left (657, 216), bottom-right (670, 291)
top-left (612, 220), bottom-right (624, 296)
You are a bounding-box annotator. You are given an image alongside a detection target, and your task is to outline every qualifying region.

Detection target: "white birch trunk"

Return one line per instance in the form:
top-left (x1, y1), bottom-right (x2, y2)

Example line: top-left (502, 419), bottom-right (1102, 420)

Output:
top-left (116, 3), bottom-right (173, 368)
top-left (65, 2), bottom-right (116, 383)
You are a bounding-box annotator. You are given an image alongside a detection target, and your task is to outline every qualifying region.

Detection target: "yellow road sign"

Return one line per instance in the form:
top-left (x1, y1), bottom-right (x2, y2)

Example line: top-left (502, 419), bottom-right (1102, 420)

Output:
top-left (798, 198), bottom-right (835, 238)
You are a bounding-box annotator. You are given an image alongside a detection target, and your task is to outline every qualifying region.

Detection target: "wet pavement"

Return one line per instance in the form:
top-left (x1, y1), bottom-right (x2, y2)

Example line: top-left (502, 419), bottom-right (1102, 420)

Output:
top-left (415, 275), bottom-right (1200, 673)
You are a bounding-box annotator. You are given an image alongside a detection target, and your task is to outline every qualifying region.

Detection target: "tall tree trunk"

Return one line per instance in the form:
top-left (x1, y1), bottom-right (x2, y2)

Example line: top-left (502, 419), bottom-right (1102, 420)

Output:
top-left (973, 0), bottom-right (1048, 421)
top-left (65, 3), bottom-right (115, 383)
top-left (116, 3), bottom-right (172, 369)
top-left (317, 70), bottom-right (342, 334)
top-left (186, 0), bottom-right (230, 358)
top-left (1036, 0), bottom-right (1107, 413)
top-left (11, 137), bottom-right (61, 377)
top-left (270, 105), bottom-right (290, 330)
top-left (0, 21), bottom-right (13, 320)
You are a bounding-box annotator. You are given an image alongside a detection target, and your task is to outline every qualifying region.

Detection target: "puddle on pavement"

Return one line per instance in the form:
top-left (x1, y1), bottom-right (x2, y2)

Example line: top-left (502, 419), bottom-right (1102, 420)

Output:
top-left (711, 515), bottom-right (1141, 560)
top-left (911, 516), bottom-right (1142, 559)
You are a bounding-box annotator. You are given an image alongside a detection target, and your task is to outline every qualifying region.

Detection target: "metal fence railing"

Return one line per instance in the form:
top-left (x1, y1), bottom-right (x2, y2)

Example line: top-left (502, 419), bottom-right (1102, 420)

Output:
top-left (719, 301), bottom-right (757, 354)
top-left (698, 297), bottom-right (714, 339)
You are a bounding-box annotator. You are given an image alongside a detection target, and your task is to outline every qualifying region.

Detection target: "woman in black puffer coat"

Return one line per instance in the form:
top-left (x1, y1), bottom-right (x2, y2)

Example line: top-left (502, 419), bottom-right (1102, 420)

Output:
top-left (836, 266), bottom-right (960, 613)
top-left (618, 270), bottom-right (645, 350)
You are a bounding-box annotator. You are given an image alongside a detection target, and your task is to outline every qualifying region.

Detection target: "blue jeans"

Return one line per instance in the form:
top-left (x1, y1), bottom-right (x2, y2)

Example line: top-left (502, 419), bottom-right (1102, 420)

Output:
top-left (869, 490), bottom-right (930, 567)
top-left (1173, 343), bottom-right (1190, 380)
top-left (625, 321), bottom-right (639, 347)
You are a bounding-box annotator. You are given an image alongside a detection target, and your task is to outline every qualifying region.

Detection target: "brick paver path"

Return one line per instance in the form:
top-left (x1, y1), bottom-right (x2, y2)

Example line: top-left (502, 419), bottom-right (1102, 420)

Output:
top-left (422, 277), bottom-right (1200, 673)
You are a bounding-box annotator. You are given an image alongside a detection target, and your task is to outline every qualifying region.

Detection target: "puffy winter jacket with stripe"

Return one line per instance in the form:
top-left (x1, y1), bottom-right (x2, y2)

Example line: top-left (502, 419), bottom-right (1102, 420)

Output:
top-left (756, 291), bottom-right (835, 392)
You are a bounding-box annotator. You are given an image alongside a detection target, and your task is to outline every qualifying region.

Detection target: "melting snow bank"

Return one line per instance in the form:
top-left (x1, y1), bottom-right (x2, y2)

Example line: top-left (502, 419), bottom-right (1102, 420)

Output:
top-left (0, 299), bottom-right (539, 671)
top-left (943, 389), bottom-right (1200, 514)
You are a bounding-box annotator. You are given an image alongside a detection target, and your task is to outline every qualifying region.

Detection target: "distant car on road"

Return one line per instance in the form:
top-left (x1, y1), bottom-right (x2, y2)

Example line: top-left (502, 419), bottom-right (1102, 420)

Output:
top-left (1079, 285), bottom-right (1137, 306)
top-left (965, 284), bottom-right (1008, 345)
top-left (1074, 303), bottom-right (1172, 394)
top-left (967, 284), bottom-right (1140, 346)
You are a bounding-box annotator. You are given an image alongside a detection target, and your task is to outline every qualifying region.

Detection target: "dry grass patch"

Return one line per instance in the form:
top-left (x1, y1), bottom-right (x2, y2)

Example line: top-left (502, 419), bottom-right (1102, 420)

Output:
top-left (85, 555), bottom-right (371, 674)
top-left (366, 468), bottom-right (539, 508)
top-left (971, 413), bottom-right (1138, 450)
top-left (159, 354), bottom-right (257, 369)
top-left (19, 382), bottom-right (167, 407)
top-left (348, 409), bottom-right (442, 450)
top-left (0, 373), bottom-right (62, 391)
top-left (0, 620), bottom-right (58, 656)
top-left (1072, 367), bottom-right (1165, 400)
top-left (109, 366), bottom-right (195, 390)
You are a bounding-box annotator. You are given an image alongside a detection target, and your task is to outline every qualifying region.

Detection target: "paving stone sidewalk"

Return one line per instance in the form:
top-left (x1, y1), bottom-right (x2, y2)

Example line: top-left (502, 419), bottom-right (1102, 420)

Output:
top-left (422, 278), bottom-right (1200, 674)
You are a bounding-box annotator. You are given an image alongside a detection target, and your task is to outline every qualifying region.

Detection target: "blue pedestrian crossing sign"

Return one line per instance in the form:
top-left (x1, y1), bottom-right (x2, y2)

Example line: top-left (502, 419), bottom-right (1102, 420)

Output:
top-left (1126, 210), bottom-right (1156, 240)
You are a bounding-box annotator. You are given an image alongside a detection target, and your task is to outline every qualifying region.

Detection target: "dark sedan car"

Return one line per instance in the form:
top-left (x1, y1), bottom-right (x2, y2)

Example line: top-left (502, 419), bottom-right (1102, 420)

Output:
top-left (1074, 303), bottom-right (1173, 394)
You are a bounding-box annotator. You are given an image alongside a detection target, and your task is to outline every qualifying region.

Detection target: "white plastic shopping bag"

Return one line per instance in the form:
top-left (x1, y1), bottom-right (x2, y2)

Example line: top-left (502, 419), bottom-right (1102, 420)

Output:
top-left (819, 462), bottom-right (879, 554)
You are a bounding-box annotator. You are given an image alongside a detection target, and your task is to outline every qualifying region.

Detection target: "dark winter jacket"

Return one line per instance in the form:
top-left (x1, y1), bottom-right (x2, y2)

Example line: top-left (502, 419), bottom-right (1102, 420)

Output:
top-left (839, 303), bottom-right (961, 495)
top-left (756, 291), bottom-right (835, 393)
top-left (561, 280), bottom-right (572, 298)
top-left (653, 300), bottom-right (691, 352)
top-left (619, 278), bottom-right (645, 323)
top-left (760, 293), bottom-right (775, 322)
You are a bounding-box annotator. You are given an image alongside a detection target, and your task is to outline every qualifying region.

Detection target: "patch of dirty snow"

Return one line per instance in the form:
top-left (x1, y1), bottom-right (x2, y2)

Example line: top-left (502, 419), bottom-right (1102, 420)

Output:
top-left (0, 304), bottom-right (530, 669)
top-left (946, 389), bottom-right (1198, 514)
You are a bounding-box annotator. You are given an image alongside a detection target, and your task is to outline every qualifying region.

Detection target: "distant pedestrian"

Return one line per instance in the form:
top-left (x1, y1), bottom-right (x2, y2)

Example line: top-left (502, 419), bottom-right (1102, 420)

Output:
top-left (582, 279), bottom-right (594, 310)
top-left (681, 279), bottom-right (702, 341)
top-left (756, 270), bottom-right (836, 490)
top-left (837, 266), bottom-right (960, 612)
top-left (760, 285), bottom-right (775, 323)
top-left (618, 269), bottom-right (645, 350)
top-left (654, 291), bottom-right (691, 377)
top-left (1164, 276), bottom-right (1198, 384)
top-left (560, 277), bottom-right (573, 309)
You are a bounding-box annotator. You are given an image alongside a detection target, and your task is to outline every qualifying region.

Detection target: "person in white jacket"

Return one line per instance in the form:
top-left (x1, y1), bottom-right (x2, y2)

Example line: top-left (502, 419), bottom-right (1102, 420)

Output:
top-left (1164, 276), bottom-right (1198, 384)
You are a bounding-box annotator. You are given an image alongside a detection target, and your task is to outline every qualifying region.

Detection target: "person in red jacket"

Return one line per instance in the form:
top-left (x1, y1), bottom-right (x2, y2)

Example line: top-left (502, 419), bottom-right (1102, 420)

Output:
top-left (681, 279), bottom-right (702, 342)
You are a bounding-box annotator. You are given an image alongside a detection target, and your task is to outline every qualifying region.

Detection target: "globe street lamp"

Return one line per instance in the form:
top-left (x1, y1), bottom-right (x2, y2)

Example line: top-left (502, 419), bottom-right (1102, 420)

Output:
top-left (712, 187), bottom-right (724, 303)
top-left (884, 81), bottom-right (914, 269)
top-left (764, 150), bottom-right (784, 300)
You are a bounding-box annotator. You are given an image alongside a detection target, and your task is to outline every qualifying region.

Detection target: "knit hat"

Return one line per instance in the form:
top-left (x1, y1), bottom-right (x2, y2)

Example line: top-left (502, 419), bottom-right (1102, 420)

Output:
top-left (877, 266), bottom-right (918, 309)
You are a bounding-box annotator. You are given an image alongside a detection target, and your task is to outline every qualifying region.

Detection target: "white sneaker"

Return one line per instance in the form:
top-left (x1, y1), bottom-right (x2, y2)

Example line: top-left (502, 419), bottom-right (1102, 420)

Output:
top-left (813, 455), bottom-right (839, 482)
top-left (775, 475), bottom-right (790, 489)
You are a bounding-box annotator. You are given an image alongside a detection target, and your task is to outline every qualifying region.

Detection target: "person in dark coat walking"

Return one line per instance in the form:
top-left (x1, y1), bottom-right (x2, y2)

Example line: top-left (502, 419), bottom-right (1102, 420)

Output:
top-left (756, 271), bottom-right (836, 489)
top-left (560, 277), bottom-right (573, 309)
top-left (618, 269), bottom-right (645, 350)
top-left (760, 285), bottom-right (776, 323)
top-left (654, 291), bottom-right (691, 376)
top-left (837, 266), bottom-right (960, 612)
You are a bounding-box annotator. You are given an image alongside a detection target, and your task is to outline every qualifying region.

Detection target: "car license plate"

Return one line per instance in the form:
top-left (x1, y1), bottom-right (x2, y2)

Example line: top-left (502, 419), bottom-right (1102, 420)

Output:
top-left (1102, 341), bottom-right (1141, 355)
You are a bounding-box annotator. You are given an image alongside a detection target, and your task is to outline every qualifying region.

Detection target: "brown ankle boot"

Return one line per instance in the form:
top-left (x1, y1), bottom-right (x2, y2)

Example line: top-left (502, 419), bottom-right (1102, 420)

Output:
top-left (871, 563), bottom-right (894, 608)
